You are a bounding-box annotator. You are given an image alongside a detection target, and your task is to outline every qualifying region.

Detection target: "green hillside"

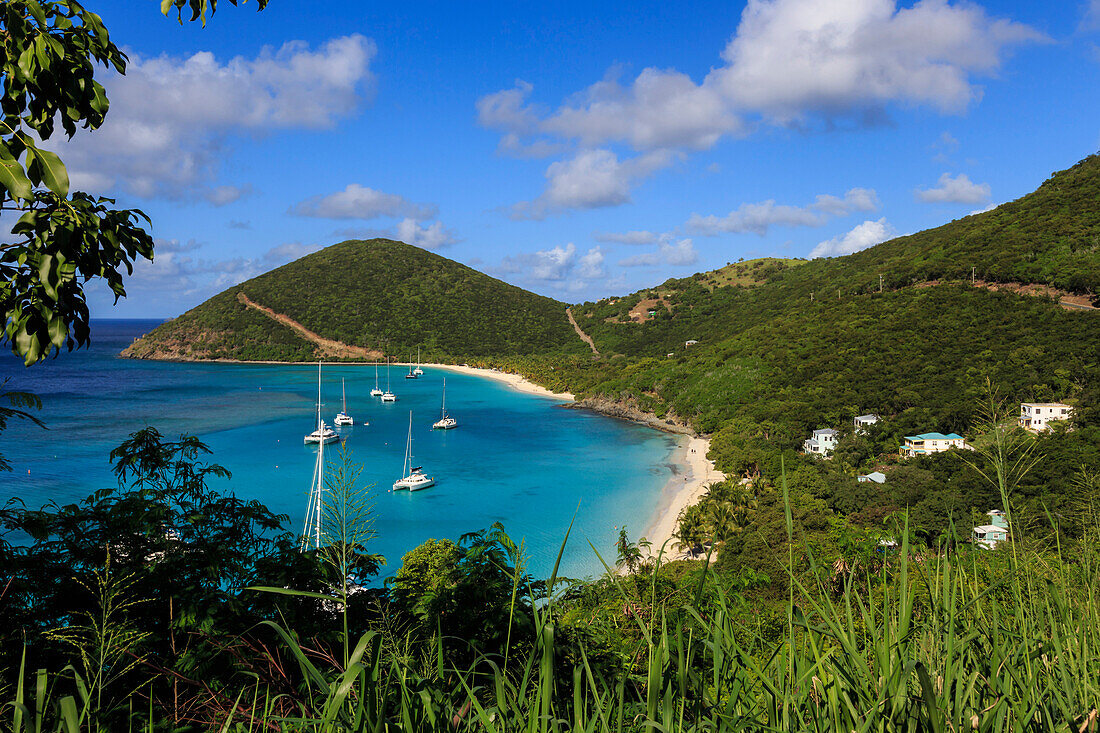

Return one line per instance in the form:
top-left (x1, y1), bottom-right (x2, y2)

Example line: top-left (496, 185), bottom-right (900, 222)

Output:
top-left (123, 239), bottom-right (583, 361)
top-left (511, 155), bottom-right (1100, 446)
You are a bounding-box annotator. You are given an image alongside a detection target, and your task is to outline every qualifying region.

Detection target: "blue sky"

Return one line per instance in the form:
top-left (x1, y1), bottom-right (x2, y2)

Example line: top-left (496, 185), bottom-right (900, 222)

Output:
top-left (68, 0), bottom-right (1100, 317)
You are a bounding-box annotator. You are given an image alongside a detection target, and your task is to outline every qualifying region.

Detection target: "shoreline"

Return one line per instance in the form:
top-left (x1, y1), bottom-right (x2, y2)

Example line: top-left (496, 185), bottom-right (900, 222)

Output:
top-left (641, 435), bottom-right (725, 563)
top-left (420, 363), bottom-right (574, 401)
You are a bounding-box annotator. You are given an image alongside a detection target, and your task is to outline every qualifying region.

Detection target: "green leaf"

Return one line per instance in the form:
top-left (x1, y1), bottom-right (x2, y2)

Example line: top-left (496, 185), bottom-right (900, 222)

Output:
top-left (0, 146), bottom-right (33, 202)
top-left (28, 147), bottom-right (69, 197)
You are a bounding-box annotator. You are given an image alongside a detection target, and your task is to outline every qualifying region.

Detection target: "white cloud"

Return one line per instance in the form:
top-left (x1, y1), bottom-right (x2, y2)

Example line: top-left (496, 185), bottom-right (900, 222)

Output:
top-left (810, 217), bottom-right (895, 258)
top-left (477, 0), bottom-right (1042, 208)
top-left (710, 0), bottom-right (1043, 121)
top-left (619, 238), bottom-right (699, 267)
top-left (204, 184), bottom-right (253, 206)
top-left (55, 35), bottom-right (376, 200)
top-left (689, 186), bottom-right (879, 236)
top-left (577, 246), bottom-right (607, 279)
top-left (593, 230), bottom-right (661, 245)
top-left (688, 201), bottom-right (815, 236)
top-left (494, 242), bottom-right (606, 281)
top-left (915, 172), bottom-right (991, 204)
top-left (291, 184), bottom-right (436, 220)
top-left (511, 149), bottom-right (673, 220)
top-left (395, 218), bottom-right (458, 250)
top-left (811, 187), bottom-right (880, 216)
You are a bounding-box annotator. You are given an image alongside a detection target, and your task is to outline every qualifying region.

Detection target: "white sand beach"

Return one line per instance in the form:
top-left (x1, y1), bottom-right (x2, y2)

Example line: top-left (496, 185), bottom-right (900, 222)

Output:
top-left (419, 363), bottom-right (575, 401)
top-left (642, 436), bottom-right (726, 562)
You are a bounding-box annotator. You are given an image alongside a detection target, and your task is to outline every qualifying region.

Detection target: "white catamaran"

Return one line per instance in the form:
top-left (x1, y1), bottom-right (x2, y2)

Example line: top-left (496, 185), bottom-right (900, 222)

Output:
top-left (304, 363), bottom-right (339, 444)
top-left (432, 377), bottom-right (457, 430)
top-left (413, 346), bottom-right (424, 376)
top-left (334, 378), bottom-right (357, 426)
top-left (370, 363), bottom-right (383, 397)
top-left (405, 352), bottom-right (417, 379)
top-left (381, 357), bottom-right (397, 402)
top-left (301, 420), bottom-right (328, 550)
top-left (393, 411), bottom-right (435, 491)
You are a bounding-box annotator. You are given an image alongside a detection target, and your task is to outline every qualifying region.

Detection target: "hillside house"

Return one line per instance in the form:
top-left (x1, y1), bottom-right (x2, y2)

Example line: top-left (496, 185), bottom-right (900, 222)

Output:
top-left (973, 510), bottom-right (1009, 549)
top-left (685, 339), bottom-right (699, 347)
top-left (803, 428), bottom-right (838, 456)
top-left (854, 414), bottom-right (879, 433)
top-left (1019, 402), bottom-right (1072, 432)
top-left (857, 471), bottom-right (887, 484)
top-left (899, 432), bottom-right (968, 457)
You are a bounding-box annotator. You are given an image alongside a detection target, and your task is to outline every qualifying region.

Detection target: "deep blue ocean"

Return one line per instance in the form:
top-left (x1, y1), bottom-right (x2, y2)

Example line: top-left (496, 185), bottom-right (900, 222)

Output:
top-left (0, 320), bottom-right (681, 579)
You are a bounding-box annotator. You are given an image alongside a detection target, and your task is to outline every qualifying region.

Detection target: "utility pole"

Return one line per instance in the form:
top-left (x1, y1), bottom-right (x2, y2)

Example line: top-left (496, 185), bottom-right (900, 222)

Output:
top-left (879, 274), bottom-right (883, 293)
top-left (971, 266), bottom-right (976, 284)
top-left (810, 291), bottom-right (814, 302)
top-left (838, 289), bottom-right (841, 300)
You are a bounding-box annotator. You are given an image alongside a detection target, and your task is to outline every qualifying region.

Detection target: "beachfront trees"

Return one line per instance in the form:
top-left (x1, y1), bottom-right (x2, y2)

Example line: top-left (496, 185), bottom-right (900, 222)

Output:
top-left (0, 0), bottom-right (266, 366)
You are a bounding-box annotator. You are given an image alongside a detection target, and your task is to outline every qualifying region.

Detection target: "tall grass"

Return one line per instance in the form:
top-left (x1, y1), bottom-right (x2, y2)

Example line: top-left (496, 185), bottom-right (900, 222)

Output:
top-left (10, 431), bottom-right (1100, 731)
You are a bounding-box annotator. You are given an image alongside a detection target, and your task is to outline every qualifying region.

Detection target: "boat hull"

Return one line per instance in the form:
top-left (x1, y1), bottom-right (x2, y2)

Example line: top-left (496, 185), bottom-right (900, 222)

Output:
top-left (432, 419), bottom-right (458, 430)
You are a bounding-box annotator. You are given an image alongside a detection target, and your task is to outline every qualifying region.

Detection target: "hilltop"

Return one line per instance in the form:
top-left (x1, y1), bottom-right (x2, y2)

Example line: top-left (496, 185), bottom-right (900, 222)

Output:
top-left (123, 239), bottom-right (584, 362)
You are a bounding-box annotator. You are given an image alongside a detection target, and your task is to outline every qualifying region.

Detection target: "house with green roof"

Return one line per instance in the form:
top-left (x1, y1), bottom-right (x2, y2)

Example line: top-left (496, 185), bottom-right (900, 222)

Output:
top-left (899, 432), bottom-right (969, 457)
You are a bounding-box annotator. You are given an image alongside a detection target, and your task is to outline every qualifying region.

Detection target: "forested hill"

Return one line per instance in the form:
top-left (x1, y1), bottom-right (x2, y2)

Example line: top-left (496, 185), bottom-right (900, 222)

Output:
top-left (123, 239), bottom-right (583, 361)
top-left (524, 154), bottom-right (1100, 444)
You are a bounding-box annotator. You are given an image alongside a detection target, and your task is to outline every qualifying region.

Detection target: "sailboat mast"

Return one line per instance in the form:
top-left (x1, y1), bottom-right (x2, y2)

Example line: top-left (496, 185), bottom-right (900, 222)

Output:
top-left (316, 362), bottom-right (322, 430)
top-left (342, 378), bottom-right (347, 412)
top-left (404, 412), bottom-right (413, 476)
top-left (440, 378), bottom-right (446, 419)
top-left (314, 426), bottom-right (325, 549)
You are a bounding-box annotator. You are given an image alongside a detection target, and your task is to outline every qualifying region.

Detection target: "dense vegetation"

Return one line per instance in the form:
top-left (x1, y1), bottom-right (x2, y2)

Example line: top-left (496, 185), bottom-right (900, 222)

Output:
top-left (125, 239), bottom-right (585, 362)
top-left (6, 419), bottom-right (1100, 731)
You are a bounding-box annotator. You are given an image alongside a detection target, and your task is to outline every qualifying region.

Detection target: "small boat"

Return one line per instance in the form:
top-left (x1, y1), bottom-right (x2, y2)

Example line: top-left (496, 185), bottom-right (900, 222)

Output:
top-left (305, 363), bottom-right (339, 444)
top-left (413, 346), bottom-right (424, 376)
top-left (370, 363), bottom-right (383, 397)
top-left (405, 352), bottom-right (418, 379)
top-left (394, 411), bottom-right (435, 491)
top-left (381, 357), bottom-right (397, 402)
top-left (334, 378), bottom-right (356, 426)
top-left (432, 377), bottom-right (457, 430)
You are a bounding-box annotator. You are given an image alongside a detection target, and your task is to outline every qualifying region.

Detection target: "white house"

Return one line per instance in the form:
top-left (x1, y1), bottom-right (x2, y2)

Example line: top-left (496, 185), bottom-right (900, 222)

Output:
top-left (685, 339), bottom-right (699, 347)
top-left (1019, 402), bottom-right (1072, 432)
top-left (854, 414), bottom-right (879, 433)
top-left (899, 433), bottom-right (969, 457)
top-left (973, 509), bottom-right (1009, 549)
top-left (803, 428), bottom-right (838, 456)
top-left (857, 471), bottom-right (887, 484)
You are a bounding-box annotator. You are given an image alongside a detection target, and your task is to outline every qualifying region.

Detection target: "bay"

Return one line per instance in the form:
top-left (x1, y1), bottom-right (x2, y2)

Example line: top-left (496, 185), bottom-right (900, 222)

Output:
top-left (0, 320), bottom-right (680, 579)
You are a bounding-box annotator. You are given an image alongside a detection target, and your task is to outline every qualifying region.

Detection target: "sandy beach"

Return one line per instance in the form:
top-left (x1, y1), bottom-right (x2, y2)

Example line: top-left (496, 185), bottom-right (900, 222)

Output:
top-left (420, 363), bottom-right (575, 401)
top-left (641, 436), bottom-right (726, 562)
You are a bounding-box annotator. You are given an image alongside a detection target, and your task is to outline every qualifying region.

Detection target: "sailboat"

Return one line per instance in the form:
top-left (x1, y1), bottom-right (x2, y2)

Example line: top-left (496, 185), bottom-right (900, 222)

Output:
top-left (301, 420), bottom-right (328, 550)
top-left (405, 352), bottom-right (417, 379)
top-left (432, 377), bottom-right (457, 430)
top-left (334, 378), bottom-right (357, 426)
top-left (370, 363), bottom-right (383, 397)
top-left (381, 357), bottom-right (397, 402)
top-left (413, 346), bottom-right (424, 376)
top-left (393, 411), bottom-right (435, 491)
top-left (304, 363), bottom-right (339, 444)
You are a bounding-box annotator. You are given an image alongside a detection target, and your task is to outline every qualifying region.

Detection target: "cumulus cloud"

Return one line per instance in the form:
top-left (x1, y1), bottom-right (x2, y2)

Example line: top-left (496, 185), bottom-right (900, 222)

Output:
top-left (619, 238), bottom-right (699, 267)
top-left (593, 230), bottom-right (661, 245)
top-left (478, 0), bottom-right (1041, 214)
top-left (915, 172), bottom-right (991, 204)
top-left (395, 218), bottom-right (459, 250)
top-left (494, 242), bottom-right (606, 281)
top-left (810, 218), bottom-right (895, 258)
top-left (687, 187), bottom-right (878, 236)
top-left (55, 35), bottom-right (376, 200)
top-left (710, 0), bottom-right (1043, 121)
top-left (291, 184), bottom-right (436, 220)
top-left (511, 149), bottom-right (673, 220)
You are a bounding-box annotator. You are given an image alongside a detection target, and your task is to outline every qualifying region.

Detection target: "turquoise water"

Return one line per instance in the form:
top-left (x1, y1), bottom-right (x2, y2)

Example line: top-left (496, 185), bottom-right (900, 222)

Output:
top-left (0, 321), bottom-right (681, 579)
